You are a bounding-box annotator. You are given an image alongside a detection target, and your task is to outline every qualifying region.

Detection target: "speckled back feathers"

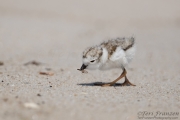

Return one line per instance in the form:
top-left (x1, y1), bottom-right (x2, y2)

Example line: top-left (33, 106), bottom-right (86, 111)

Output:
top-left (100, 37), bottom-right (135, 57)
top-left (83, 37), bottom-right (135, 59)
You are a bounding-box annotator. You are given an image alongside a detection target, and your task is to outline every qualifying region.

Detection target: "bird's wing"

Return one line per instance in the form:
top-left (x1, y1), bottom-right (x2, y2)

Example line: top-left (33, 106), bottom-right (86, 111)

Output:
top-left (109, 47), bottom-right (128, 67)
top-left (109, 47), bottom-right (126, 61)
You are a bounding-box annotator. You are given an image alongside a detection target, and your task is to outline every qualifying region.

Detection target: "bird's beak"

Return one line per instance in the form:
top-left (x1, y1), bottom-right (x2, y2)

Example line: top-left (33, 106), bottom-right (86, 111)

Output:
top-left (80, 64), bottom-right (87, 70)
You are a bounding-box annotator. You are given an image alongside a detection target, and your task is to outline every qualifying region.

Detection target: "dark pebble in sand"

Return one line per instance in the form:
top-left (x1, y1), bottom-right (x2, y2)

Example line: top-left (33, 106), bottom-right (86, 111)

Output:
top-left (3, 98), bottom-right (8, 102)
top-left (0, 62), bottom-right (4, 66)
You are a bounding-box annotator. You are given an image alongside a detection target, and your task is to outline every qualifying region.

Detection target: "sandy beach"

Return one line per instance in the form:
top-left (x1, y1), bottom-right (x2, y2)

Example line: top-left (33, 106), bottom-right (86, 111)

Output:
top-left (0, 0), bottom-right (180, 120)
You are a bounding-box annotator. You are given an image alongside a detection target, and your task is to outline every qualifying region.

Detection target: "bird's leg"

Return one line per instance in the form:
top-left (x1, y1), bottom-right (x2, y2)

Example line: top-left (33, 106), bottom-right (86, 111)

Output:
top-left (102, 68), bottom-right (126, 87)
top-left (121, 75), bottom-right (136, 86)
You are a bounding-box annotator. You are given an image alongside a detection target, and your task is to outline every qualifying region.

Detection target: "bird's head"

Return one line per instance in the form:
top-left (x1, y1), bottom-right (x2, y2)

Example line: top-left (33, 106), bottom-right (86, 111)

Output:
top-left (79, 46), bottom-right (103, 70)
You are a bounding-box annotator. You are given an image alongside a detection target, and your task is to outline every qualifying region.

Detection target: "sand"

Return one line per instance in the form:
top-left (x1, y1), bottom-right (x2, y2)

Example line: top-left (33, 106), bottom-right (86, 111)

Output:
top-left (0, 0), bottom-right (180, 120)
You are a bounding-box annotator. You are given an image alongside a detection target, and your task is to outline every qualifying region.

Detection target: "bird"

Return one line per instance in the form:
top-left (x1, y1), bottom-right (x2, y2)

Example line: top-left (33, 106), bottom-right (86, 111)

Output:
top-left (77, 37), bottom-right (136, 87)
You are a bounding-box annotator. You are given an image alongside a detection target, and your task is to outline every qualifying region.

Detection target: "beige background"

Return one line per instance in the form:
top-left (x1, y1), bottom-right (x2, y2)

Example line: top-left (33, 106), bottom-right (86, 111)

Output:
top-left (0, 0), bottom-right (180, 120)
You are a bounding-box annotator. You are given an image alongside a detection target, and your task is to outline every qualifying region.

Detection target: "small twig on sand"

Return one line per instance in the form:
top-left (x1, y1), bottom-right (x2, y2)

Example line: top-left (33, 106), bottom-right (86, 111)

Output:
top-left (39, 72), bottom-right (54, 76)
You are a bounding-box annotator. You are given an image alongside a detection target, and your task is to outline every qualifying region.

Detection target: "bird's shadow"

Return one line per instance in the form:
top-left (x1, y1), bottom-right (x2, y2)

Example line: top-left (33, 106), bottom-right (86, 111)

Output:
top-left (77, 82), bottom-right (123, 87)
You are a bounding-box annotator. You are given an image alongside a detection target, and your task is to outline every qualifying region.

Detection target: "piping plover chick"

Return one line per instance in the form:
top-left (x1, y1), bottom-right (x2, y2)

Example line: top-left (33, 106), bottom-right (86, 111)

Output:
top-left (77, 37), bottom-right (136, 87)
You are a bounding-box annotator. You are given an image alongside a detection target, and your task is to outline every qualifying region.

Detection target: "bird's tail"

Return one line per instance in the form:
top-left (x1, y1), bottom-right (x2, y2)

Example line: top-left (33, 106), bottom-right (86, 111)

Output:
top-left (123, 36), bottom-right (135, 51)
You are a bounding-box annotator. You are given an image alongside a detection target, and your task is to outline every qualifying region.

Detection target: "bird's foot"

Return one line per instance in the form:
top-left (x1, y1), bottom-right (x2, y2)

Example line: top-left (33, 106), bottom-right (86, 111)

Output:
top-left (93, 80), bottom-right (136, 87)
top-left (121, 80), bottom-right (136, 86)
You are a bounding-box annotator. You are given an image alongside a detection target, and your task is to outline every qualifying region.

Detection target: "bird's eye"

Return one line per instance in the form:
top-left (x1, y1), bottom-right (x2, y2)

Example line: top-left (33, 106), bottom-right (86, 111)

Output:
top-left (90, 60), bottom-right (95, 63)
